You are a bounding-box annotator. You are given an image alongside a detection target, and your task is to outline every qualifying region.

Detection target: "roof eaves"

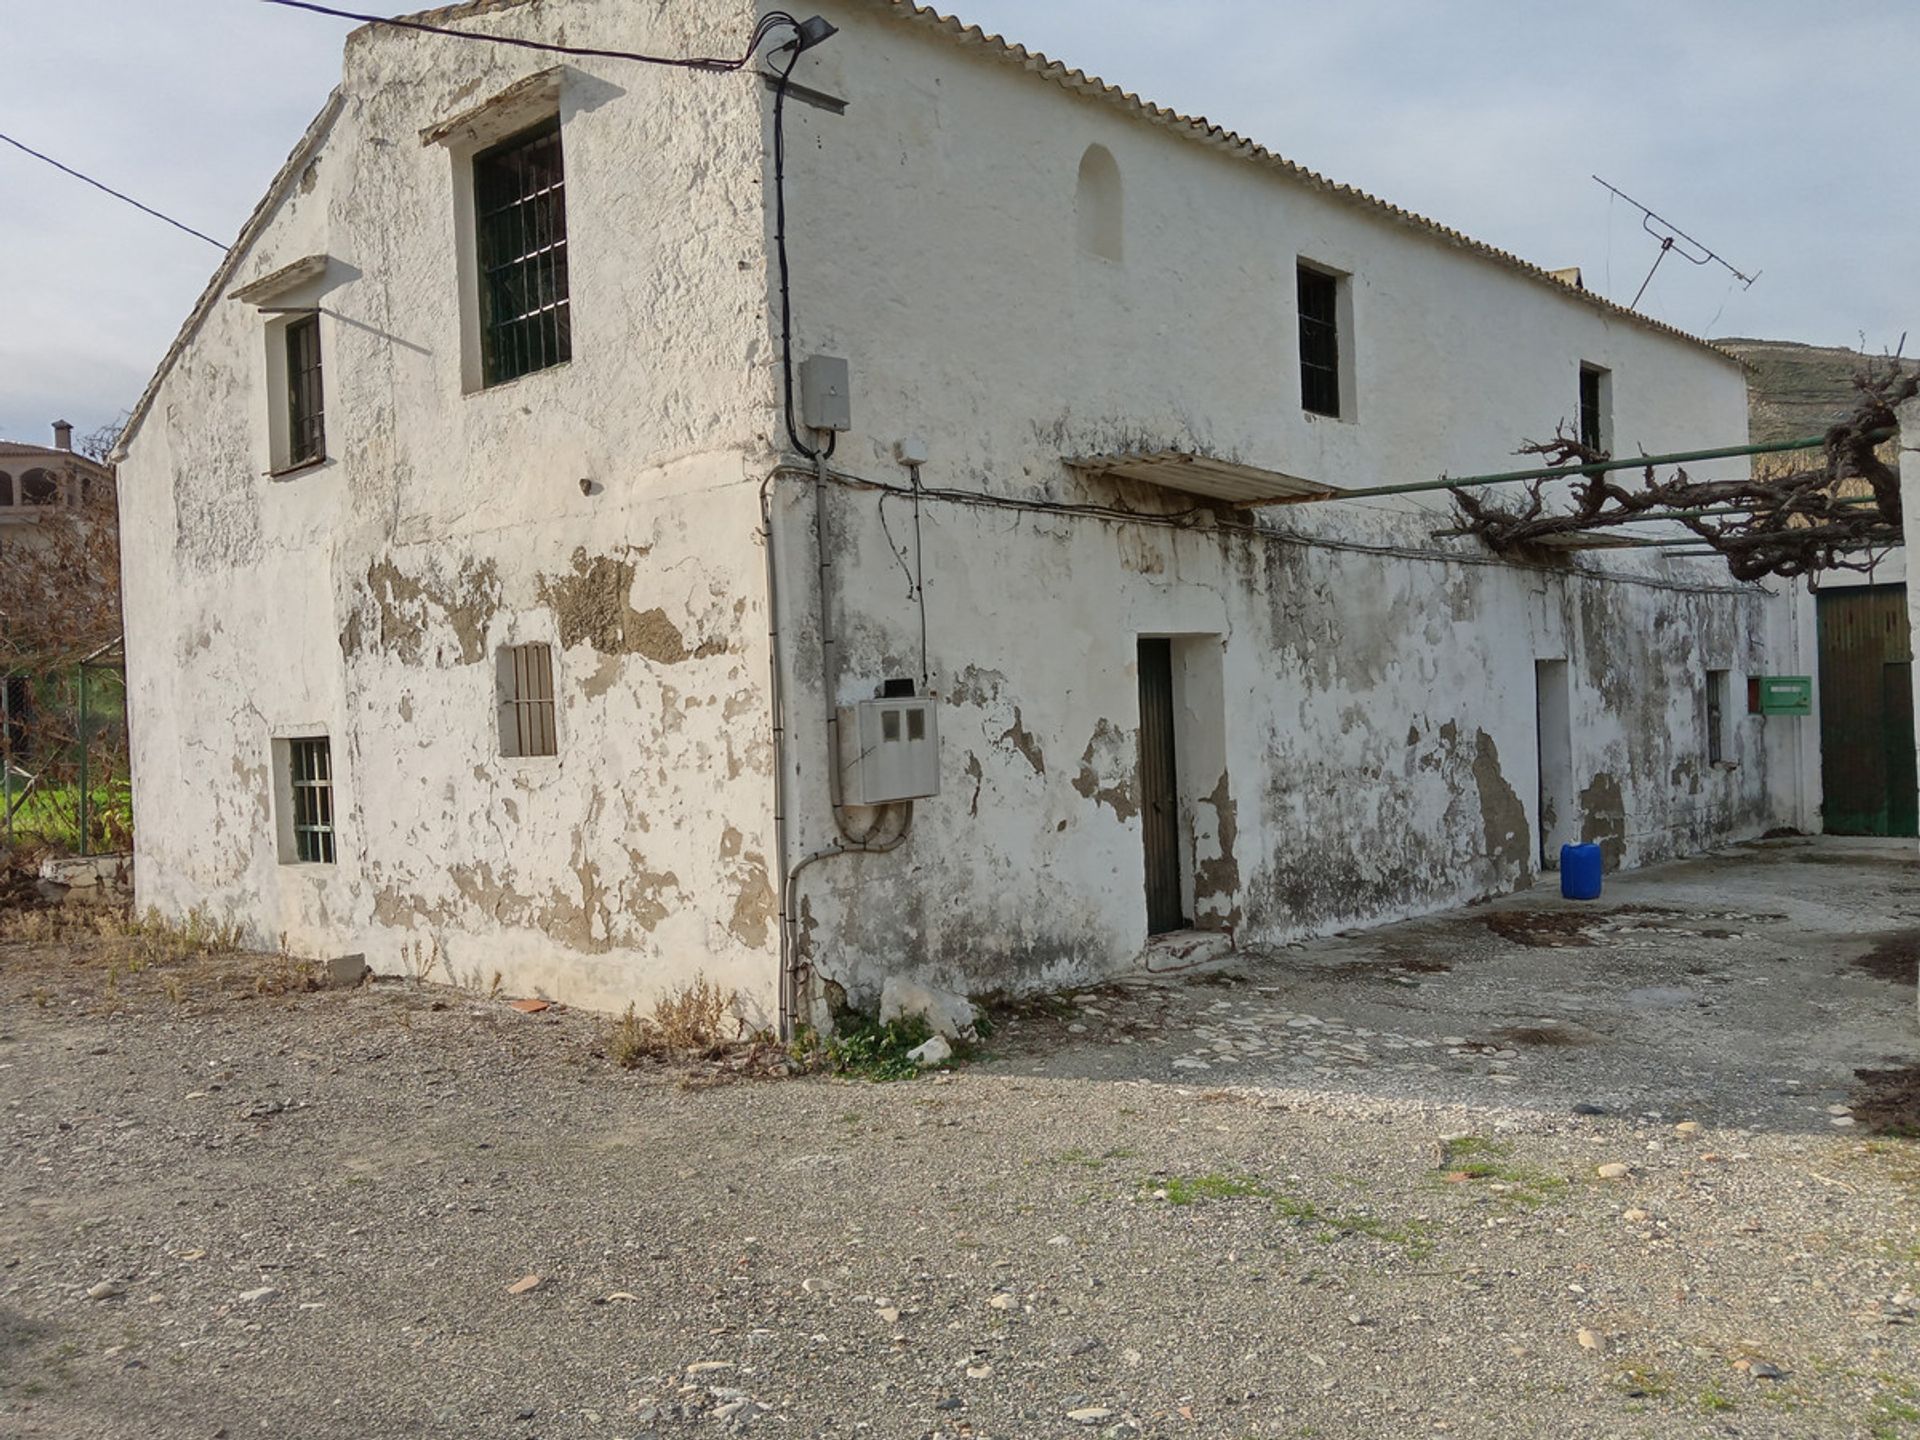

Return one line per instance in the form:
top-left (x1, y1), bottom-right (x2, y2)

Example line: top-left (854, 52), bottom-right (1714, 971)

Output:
top-left (115, 90), bottom-right (346, 460)
top-left (872, 1), bottom-right (1740, 366)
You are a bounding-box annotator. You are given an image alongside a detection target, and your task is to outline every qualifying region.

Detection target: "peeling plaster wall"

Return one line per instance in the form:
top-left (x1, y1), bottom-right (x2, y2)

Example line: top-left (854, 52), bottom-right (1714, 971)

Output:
top-left (768, 2), bottom-right (1808, 1007)
top-left (118, 0), bottom-right (1813, 1022)
top-left (118, 0), bottom-right (785, 1018)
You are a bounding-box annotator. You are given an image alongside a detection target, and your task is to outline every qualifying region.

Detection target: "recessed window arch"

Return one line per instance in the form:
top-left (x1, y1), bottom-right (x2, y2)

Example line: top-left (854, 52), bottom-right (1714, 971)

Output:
top-left (0, 471), bottom-right (12, 506)
top-left (1075, 143), bottom-right (1123, 262)
top-left (19, 468), bottom-right (59, 506)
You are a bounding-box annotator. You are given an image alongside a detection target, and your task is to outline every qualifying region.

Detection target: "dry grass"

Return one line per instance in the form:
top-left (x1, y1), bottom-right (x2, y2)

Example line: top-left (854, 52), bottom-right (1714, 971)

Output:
top-left (0, 901), bottom-right (325, 1011)
top-left (402, 937), bottom-right (444, 985)
top-left (608, 975), bottom-right (740, 1067)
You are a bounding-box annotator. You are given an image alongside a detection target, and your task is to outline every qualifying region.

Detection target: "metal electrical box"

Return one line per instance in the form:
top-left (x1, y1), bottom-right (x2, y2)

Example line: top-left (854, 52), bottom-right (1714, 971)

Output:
top-left (798, 354), bottom-right (851, 432)
top-left (847, 697), bottom-right (940, 804)
top-left (1747, 675), bottom-right (1813, 716)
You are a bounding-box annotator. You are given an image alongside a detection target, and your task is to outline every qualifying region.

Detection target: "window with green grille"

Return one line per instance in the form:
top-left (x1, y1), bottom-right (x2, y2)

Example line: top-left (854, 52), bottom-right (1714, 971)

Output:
top-left (474, 119), bottom-right (571, 386)
top-left (288, 737), bottom-right (336, 864)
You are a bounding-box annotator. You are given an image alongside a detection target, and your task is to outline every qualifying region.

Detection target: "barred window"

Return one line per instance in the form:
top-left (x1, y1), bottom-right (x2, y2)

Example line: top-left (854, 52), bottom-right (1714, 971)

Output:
top-left (1578, 363), bottom-right (1612, 456)
top-left (288, 737), bottom-right (336, 864)
top-left (285, 313), bottom-right (326, 467)
top-left (1706, 669), bottom-right (1729, 766)
top-left (475, 120), bottom-right (571, 387)
top-left (1297, 265), bottom-right (1340, 418)
top-left (498, 643), bottom-right (558, 758)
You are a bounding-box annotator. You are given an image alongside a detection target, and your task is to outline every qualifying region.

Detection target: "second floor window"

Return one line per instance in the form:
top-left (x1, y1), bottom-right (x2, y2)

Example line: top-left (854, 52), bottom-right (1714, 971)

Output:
top-left (285, 313), bottom-right (326, 467)
top-left (1297, 264), bottom-right (1341, 417)
top-left (1579, 363), bottom-right (1612, 456)
top-left (475, 119), bottom-right (571, 386)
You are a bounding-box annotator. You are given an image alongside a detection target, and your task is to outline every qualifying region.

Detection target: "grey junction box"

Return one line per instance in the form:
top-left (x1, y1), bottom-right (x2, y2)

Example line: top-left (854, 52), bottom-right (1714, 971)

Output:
top-left (847, 697), bottom-right (940, 804)
top-left (798, 354), bottom-right (852, 432)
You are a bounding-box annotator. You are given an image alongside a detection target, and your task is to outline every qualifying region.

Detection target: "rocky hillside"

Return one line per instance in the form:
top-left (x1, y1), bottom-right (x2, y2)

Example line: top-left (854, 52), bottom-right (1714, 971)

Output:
top-left (1718, 337), bottom-right (1879, 445)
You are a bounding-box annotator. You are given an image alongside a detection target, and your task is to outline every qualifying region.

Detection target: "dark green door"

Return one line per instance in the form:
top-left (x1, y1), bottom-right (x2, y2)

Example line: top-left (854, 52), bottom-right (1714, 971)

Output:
top-left (1885, 660), bottom-right (1917, 836)
top-left (1818, 585), bottom-right (1917, 836)
top-left (1137, 638), bottom-right (1186, 934)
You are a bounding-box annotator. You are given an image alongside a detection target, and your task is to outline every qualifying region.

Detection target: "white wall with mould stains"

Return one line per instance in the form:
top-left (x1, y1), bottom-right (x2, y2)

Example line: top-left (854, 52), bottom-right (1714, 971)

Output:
top-left (114, 0), bottom-right (1817, 1027)
top-left (765, 0), bottom-right (1815, 1014)
top-left (116, 0), bottom-right (790, 1021)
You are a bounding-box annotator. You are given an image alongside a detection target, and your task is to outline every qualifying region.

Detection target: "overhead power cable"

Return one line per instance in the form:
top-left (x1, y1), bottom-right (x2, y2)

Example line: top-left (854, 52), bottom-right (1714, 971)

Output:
top-left (0, 131), bottom-right (229, 251)
top-left (258, 0), bottom-right (799, 70)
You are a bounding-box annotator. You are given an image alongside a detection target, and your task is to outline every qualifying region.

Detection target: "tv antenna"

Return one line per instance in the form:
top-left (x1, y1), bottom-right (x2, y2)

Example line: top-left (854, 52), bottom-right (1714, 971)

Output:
top-left (1594, 175), bottom-right (1759, 311)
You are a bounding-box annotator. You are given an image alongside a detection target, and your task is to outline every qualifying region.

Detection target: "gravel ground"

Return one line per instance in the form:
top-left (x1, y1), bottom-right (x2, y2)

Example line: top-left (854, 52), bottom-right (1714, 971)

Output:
top-left (1, 837), bottom-right (1917, 1439)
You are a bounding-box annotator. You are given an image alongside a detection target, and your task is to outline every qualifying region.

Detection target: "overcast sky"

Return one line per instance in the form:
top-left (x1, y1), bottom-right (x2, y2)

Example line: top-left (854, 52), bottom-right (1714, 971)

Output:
top-left (1, 1), bottom-right (1913, 446)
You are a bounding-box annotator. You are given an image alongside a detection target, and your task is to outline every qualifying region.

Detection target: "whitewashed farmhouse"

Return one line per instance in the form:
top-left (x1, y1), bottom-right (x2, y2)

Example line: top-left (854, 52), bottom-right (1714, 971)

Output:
top-left (114, 0), bottom-right (1820, 1032)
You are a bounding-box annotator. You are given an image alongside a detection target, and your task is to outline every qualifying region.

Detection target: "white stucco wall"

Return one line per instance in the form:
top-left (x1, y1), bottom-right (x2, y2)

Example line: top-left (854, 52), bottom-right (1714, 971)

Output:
top-left (118, 0), bottom-right (787, 1019)
top-left (764, 0), bottom-right (1810, 1008)
top-left (118, 0), bottom-right (1815, 1024)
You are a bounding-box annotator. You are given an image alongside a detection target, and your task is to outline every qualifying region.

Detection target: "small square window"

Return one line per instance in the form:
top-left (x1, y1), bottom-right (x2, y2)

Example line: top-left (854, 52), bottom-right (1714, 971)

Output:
top-left (881, 709), bottom-right (901, 743)
top-left (285, 737), bottom-right (336, 864)
top-left (498, 643), bottom-right (558, 757)
top-left (907, 708), bottom-right (926, 742)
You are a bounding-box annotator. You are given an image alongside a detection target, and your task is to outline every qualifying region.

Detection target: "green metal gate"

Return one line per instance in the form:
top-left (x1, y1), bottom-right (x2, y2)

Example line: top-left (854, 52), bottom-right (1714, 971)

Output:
top-left (1817, 585), bottom-right (1918, 837)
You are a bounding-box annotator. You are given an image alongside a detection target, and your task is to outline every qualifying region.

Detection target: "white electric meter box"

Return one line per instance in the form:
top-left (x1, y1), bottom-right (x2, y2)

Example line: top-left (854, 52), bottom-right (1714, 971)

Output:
top-left (847, 697), bottom-right (941, 804)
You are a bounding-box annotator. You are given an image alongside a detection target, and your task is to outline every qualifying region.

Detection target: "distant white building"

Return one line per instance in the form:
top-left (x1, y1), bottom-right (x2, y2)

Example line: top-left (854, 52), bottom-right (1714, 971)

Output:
top-left (2, 421), bottom-right (118, 758)
top-left (115, 0), bottom-right (1818, 1031)
top-left (1, 420), bottom-right (111, 525)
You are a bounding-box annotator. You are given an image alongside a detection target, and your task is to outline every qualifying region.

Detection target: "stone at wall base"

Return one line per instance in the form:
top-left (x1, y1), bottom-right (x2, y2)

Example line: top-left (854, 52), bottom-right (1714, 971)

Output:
top-left (880, 976), bottom-right (979, 1040)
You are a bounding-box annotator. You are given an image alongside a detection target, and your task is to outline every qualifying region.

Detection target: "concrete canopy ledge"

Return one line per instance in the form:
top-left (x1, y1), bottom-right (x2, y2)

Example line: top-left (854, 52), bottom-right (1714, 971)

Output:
top-left (1067, 450), bottom-right (1340, 507)
top-left (229, 254), bottom-right (330, 308)
top-left (419, 65), bottom-right (565, 148)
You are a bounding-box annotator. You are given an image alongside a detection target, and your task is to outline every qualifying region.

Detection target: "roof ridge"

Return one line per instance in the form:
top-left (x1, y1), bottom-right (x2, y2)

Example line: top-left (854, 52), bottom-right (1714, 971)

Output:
top-left (872, 0), bottom-right (1739, 364)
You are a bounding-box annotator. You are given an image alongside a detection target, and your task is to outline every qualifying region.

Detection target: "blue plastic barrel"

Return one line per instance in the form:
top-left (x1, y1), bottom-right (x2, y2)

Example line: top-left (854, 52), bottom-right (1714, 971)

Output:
top-left (1560, 842), bottom-right (1603, 901)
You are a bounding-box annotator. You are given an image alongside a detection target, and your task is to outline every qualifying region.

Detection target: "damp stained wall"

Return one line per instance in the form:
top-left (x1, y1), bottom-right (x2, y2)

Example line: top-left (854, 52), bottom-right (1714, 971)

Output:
top-left (764, 0), bottom-right (1813, 1008)
top-left (116, 0), bottom-right (1818, 1022)
top-left (117, 0), bottom-right (787, 1018)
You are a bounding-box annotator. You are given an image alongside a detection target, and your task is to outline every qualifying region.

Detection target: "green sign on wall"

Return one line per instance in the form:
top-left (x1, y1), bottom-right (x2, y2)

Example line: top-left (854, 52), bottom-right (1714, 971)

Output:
top-left (1748, 675), bottom-right (1813, 716)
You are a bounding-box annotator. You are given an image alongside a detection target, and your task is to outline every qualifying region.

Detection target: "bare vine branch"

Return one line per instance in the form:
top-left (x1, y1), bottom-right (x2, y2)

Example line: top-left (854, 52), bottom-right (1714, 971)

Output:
top-left (1450, 358), bottom-right (1915, 582)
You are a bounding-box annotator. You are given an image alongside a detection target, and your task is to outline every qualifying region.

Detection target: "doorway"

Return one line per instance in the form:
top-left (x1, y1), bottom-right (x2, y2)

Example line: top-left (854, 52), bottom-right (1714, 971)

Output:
top-left (1818, 585), bottom-right (1917, 836)
top-left (1137, 637), bottom-right (1185, 933)
top-left (1535, 659), bottom-right (1574, 867)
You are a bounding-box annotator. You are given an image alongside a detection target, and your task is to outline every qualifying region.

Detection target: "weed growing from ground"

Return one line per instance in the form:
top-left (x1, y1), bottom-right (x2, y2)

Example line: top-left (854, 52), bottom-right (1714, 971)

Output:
top-left (1435, 1136), bottom-right (1568, 1208)
top-left (608, 975), bottom-right (741, 1067)
top-left (608, 1005), bottom-right (649, 1068)
top-left (1141, 1170), bottom-right (1430, 1251)
top-left (817, 1013), bottom-right (934, 1081)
